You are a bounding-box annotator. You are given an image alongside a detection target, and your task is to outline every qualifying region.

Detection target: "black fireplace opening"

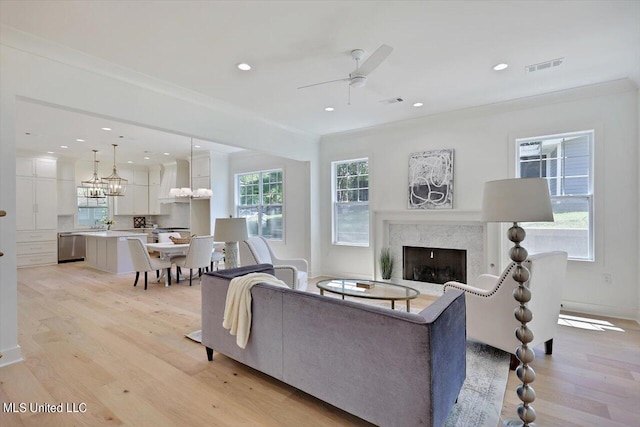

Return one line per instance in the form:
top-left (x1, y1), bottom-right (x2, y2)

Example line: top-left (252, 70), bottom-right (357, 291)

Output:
top-left (403, 246), bottom-right (467, 285)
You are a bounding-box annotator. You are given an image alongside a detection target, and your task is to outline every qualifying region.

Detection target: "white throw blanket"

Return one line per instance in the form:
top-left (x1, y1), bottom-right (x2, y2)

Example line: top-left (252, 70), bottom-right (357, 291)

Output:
top-left (222, 272), bottom-right (288, 349)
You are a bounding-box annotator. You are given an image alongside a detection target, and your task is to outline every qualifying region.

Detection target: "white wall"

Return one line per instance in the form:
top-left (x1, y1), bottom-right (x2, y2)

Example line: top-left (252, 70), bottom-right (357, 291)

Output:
top-left (320, 80), bottom-right (639, 320)
top-left (228, 151), bottom-right (312, 273)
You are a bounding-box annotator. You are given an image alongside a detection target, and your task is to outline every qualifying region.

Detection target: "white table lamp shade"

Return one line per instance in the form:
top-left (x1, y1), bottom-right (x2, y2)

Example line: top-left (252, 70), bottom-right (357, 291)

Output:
top-left (214, 218), bottom-right (249, 242)
top-left (481, 178), bottom-right (554, 223)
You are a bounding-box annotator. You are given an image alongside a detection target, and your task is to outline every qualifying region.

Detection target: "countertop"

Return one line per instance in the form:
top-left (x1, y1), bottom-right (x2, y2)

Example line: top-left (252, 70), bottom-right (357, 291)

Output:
top-left (73, 231), bottom-right (147, 238)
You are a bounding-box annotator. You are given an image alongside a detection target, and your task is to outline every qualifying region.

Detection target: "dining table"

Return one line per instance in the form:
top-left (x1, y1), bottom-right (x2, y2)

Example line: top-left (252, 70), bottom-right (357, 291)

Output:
top-left (145, 241), bottom-right (224, 286)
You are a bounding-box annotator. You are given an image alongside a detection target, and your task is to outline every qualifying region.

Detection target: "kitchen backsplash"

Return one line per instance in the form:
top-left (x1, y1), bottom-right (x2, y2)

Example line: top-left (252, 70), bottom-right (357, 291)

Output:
top-left (155, 203), bottom-right (190, 228)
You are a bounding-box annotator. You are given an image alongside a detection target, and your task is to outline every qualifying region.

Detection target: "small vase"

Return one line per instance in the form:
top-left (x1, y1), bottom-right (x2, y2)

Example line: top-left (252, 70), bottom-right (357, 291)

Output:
top-left (107, 225), bottom-right (111, 230)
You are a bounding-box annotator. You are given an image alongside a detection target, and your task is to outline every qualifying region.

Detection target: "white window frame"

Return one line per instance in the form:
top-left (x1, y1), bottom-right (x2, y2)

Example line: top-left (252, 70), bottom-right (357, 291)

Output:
top-left (76, 186), bottom-right (110, 228)
top-left (515, 130), bottom-right (594, 261)
top-left (331, 157), bottom-right (370, 247)
top-left (236, 168), bottom-right (284, 241)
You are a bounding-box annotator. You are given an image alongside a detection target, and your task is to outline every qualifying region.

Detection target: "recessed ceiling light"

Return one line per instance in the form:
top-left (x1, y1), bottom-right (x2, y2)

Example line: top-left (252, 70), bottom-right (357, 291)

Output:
top-left (60, 145), bottom-right (68, 149)
top-left (493, 63), bottom-right (509, 71)
top-left (47, 151), bottom-right (54, 154)
top-left (127, 160), bottom-right (133, 164)
top-left (324, 107), bottom-right (335, 112)
top-left (413, 102), bottom-right (424, 107)
top-left (237, 63), bottom-right (251, 71)
top-left (143, 156), bottom-right (150, 160)
top-left (101, 127), bottom-right (112, 131)
top-left (163, 152), bottom-right (170, 156)
top-left (194, 145), bottom-right (201, 148)
top-left (76, 139), bottom-right (85, 142)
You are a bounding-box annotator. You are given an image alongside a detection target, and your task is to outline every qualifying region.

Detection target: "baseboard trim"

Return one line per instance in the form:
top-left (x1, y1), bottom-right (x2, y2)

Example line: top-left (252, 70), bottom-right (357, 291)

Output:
top-left (0, 345), bottom-right (23, 368)
top-left (561, 300), bottom-right (637, 322)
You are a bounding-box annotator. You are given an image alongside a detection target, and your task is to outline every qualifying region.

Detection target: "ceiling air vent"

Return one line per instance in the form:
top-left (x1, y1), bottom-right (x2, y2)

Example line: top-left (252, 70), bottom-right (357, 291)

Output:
top-left (379, 97), bottom-right (404, 105)
top-left (526, 57), bottom-right (564, 73)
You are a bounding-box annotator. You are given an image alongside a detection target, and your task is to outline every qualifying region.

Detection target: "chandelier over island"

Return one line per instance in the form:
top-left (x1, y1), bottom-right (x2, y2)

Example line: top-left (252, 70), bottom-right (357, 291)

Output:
top-left (101, 143), bottom-right (128, 197)
top-left (81, 149), bottom-right (107, 199)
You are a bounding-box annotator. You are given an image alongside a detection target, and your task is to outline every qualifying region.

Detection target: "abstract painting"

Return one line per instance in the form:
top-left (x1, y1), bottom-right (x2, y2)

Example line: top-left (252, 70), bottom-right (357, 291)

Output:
top-left (408, 149), bottom-right (454, 209)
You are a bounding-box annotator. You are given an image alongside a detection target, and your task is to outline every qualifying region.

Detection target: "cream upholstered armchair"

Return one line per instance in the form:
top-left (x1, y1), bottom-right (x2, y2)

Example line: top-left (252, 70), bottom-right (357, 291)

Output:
top-left (239, 236), bottom-right (308, 290)
top-left (444, 251), bottom-right (567, 369)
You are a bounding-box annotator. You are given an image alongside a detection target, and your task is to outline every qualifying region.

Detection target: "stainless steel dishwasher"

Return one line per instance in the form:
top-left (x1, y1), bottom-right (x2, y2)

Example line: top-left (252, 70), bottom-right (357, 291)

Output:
top-left (57, 232), bottom-right (86, 263)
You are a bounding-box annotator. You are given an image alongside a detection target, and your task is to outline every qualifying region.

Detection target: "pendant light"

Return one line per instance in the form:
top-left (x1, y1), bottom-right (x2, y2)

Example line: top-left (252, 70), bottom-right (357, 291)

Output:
top-left (102, 143), bottom-right (128, 196)
top-left (82, 149), bottom-right (107, 198)
top-left (169, 138), bottom-right (212, 199)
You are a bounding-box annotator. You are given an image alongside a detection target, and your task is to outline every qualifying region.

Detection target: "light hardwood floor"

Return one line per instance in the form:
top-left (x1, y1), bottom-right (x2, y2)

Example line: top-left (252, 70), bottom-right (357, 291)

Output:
top-left (1, 262), bottom-right (639, 426)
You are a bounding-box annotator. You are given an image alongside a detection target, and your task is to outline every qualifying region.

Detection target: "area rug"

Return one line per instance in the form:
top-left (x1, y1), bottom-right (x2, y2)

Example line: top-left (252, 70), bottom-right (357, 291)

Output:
top-left (445, 340), bottom-right (510, 427)
top-left (185, 329), bottom-right (202, 343)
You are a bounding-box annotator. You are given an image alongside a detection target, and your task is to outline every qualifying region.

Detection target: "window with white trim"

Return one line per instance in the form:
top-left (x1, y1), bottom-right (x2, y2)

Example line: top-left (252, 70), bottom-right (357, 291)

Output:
top-left (236, 169), bottom-right (283, 240)
top-left (516, 130), bottom-right (594, 260)
top-left (77, 187), bottom-right (109, 227)
top-left (332, 158), bottom-right (369, 246)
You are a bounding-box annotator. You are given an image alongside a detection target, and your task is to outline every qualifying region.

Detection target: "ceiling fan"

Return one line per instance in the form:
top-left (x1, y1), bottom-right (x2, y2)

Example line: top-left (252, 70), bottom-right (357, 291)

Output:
top-left (298, 44), bottom-right (394, 104)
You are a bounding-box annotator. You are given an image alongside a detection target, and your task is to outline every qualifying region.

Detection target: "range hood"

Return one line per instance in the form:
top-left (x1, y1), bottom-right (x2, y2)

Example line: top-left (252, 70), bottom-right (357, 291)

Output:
top-left (158, 159), bottom-right (191, 203)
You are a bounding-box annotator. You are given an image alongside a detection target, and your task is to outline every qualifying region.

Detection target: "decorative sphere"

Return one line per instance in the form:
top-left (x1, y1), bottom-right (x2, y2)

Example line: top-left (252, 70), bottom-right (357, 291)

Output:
top-left (508, 225), bottom-right (526, 243)
top-left (517, 364), bottom-right (537, 383)
top-left (516, 325), bottom-right (534, 343)
top-left (513, 265), bottom-right (530, 283)
top-left (517, 403), bottom-right (537, 423)
top-left (516, 346), bottom-right (535, 364)
top-left (509, 246), bottom-right (528, 263)
top-left (513, 286), bottom-right (532, 303)
top-left (517, 384), bottom-right (537, 403)
top-left (514, 306), bottom-right (533, 323)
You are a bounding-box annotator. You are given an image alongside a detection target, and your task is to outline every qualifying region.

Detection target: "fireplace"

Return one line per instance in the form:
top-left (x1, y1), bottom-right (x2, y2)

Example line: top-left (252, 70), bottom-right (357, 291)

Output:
top-left (403, 246), bottom-right (467, 285)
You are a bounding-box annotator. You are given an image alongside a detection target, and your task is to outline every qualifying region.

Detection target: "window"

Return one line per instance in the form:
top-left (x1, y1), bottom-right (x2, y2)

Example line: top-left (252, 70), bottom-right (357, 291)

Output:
top-left (332, 158), bottom-right (369, 246)
top-left (516, 131), bottom-right (594, 260)
top-left (237, 169), bottom-right (283, 240)
top-left (77, 187), bottom-right (109, 227)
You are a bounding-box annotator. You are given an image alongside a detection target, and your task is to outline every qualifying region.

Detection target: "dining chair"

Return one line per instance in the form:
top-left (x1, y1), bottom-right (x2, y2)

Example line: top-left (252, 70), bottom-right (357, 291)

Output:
top-left (172, 235), bottom-right (215, 286)
top-left (210, 244), bottom-right (224, 271)
top-left (127, 237), bottom-right (173, 290)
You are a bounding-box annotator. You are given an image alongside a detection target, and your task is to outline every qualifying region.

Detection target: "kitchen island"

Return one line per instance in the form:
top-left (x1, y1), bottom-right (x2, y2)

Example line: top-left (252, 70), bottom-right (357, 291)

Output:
top-left (75, 231), bottom-right (147, 274)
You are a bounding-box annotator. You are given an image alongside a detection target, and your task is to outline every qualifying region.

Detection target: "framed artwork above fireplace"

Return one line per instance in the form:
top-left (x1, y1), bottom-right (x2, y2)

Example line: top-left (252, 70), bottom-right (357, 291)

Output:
top-left (408, 149), bottom-right (454, 209)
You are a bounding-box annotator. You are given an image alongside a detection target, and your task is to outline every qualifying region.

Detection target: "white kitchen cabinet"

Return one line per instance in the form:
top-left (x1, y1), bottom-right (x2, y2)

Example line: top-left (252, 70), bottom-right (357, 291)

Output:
top-left (148, 184), bottom-right (161, 215)
top-left (57, 160), bottom-right (76, 216)
top-left (16, 157), bottom-right (57, 178)
top-left (134, 170), bottom-right (148, 186)
top-left (16, 156), bottom-right (58, 267)
top-left (149, 166), bottom-right (161, 185)
top-left (133, 185), bottom-right (149, 214)
top-left (114, 190), bottom-right (133, 215)
top-left (114, 184), bottom-right (149, 215)
top-left (16, 176), bottom-right (57, 230)
top-left (192, 175), bottom-right (211, 190)
top-left (192, 156), bottom-right (210, 178)
top-left (57, 180), bottom-right (77, 216)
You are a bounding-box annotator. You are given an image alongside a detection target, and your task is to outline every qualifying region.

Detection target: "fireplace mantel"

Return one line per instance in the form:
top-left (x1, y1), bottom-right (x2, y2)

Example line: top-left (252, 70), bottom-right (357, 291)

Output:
top-left (372, 209), bottom-right (501, 294)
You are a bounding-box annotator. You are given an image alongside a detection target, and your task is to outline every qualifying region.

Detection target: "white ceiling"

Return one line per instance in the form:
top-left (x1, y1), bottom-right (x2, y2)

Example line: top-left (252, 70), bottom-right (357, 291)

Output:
top-left (2, 0), bottom-right (639, 140)
top-left (15, 101), bottom-right (243, 163)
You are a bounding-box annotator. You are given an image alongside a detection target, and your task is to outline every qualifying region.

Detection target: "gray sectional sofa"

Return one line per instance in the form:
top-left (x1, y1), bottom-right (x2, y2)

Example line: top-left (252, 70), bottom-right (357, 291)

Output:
top-left (201, 264), bottom-right (467, 427)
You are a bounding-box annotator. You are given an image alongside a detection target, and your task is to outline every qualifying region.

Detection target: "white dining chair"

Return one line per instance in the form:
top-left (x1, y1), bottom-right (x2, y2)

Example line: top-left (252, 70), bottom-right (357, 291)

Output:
top-left (127, 238), bottom-right (173, 290)
top-left (172, 235), bottom-right (215, 286)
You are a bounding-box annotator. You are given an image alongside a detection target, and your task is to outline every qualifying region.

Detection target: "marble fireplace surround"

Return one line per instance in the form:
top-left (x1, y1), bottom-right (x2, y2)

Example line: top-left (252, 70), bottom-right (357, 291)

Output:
top-left (373, 210), bottom-right (499, 296)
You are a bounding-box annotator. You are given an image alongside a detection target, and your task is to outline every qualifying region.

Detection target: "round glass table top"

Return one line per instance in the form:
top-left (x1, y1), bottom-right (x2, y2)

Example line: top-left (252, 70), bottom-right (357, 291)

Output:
top-left (316, 279), bottom-right (420, 301)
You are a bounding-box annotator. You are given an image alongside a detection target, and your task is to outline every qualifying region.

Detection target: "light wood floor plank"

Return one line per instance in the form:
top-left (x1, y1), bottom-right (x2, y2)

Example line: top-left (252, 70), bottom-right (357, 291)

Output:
top-left (1, 263), bottom-right (639, 426)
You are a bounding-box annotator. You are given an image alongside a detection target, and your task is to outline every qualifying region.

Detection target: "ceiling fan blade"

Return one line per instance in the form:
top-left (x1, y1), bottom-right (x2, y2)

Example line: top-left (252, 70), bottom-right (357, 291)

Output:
top-left (297, 78), bottom-right (350, 89)
top-left (353, 44), bottom-right (393, 77)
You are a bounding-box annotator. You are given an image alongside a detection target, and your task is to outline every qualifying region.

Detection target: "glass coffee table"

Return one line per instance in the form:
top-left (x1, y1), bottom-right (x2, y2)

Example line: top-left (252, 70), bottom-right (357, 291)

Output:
top-left (316, 279), bottom-right (420, 312)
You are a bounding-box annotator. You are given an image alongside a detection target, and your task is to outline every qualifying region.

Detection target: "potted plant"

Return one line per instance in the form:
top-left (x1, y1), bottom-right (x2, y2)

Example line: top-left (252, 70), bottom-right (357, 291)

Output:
top-left (102, 218), bottom-right (115, 230)
top-left (380, 247), bottom-right (394, 280)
